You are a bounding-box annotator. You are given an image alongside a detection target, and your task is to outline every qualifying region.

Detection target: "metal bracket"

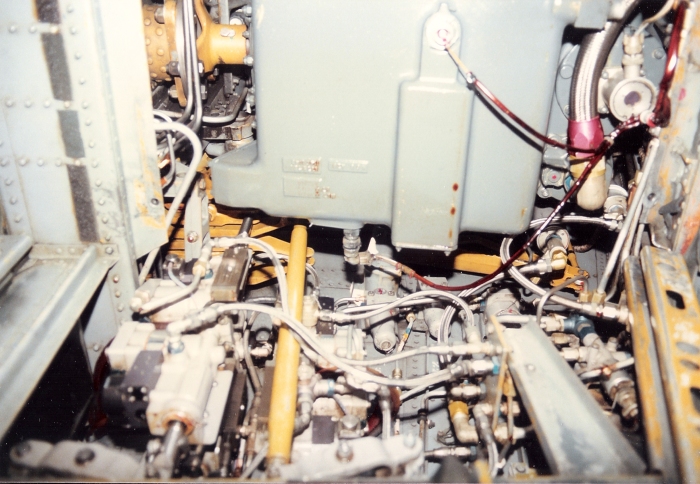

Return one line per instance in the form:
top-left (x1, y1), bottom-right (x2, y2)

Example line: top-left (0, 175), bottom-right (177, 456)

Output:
top-left (640, 245), bottom-right (700, 482)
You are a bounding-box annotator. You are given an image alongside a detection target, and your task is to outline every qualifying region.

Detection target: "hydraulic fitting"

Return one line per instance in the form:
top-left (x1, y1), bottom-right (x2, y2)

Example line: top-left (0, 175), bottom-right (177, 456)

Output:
top-left (448, 400), bottom-right (478, 444)
top-left (342, 229), bottom-right (362, 265)
top-left (536, 229), bottom-right (570, 271)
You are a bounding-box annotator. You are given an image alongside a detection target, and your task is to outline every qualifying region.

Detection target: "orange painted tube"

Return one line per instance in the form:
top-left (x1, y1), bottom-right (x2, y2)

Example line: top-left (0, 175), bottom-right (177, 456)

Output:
top-left (267, 225), bottom-right (307, 468)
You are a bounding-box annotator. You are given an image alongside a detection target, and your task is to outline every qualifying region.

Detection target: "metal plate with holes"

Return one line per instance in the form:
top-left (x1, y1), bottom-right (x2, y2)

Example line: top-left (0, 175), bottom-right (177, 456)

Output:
top-left (624, 256), bottom-right (677, 481)
top-left (640, 245), bottom-right (700, 483)
top-left (503, 320), bottom-right (646, 477)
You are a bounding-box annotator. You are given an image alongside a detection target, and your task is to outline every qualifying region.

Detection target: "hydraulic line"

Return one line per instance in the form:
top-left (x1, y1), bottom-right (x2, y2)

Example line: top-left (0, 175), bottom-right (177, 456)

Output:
top-left (649, 1), bottom-right (689, 127)
top-left (170, 302), bottom-right (460, 388)
top-left (535, 274), bottom-right (588, 327)
top-left (445, 46), bottom-right (596, 154)
top-left (396, 44), bottom-right (644, 293)
top-left (596, 138), bottom-right (660, 295)
top-left (635, 0), bottom-right (675, 36)
top-left (267, 225), bottom-right (307, 470)
top-left (138, 122), bottom-right (203, 284)
top-left (570, 0), bottom-right (642, 122)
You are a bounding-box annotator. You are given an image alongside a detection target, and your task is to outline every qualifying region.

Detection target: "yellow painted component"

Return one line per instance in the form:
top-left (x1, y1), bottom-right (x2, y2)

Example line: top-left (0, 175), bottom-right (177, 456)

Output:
top-left (267, 225), bottom-right (307, 465)
top-left (453, 252), bottom-right (529, 274)
top-left (194, 0), bottom-right (247, 73)
top-left (640, 246), bottom-right (700, 482)
top-left (453, 250), bottom-right (587, 290)
top-left (624, 257), bottom-right (674, 478)
top-left (471, 460), bottom-right (492, 483)
top-left (142, 4), bottom-right (173, 81)
top-left (551, 248), bottom-right (588, 289)
top-left (447, 400), bottom-right (469, 420)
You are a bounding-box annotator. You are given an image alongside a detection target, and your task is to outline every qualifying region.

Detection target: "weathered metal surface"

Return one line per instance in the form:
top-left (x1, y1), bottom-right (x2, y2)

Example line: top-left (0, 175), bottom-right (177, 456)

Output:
top-left (641, 5), bottom-right (700, 257)
top-left (0, 0), bottom-right (170, 370)
top-left (641, 245), bottom-right (700, 483)
top-left (503, 320), bottom-right (646, 477)
top-left (624, 256), bottom-right (677, 482)
top-left (0, 244), bottom-right (116, 438)
top-left (211, 0), bottom-right (590, 246)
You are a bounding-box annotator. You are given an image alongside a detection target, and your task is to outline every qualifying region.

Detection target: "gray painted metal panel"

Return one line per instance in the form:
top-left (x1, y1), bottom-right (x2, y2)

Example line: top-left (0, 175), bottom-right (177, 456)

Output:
top-left (0, 235), bottom-right (33, 282)
top-left (211, 0), bottom-right (585, 248)
top-left (0, 0), bottom-right (170, 372)
top-left (90, 0), bottom-right (168, 258)
top-left (0, 245), bottom-right (115, 438)
top-left (503, 320), bottom-right (646, 477)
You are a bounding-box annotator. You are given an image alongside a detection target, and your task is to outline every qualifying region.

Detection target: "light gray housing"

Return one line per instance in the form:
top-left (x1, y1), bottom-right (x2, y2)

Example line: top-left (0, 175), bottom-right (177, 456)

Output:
top-left (211, 0), bottom-right (596, 251)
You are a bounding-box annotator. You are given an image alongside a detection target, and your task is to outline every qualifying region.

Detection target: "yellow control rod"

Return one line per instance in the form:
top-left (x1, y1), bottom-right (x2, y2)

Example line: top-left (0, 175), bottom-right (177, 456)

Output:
top-left (267, 225), bottom-right (307, 468)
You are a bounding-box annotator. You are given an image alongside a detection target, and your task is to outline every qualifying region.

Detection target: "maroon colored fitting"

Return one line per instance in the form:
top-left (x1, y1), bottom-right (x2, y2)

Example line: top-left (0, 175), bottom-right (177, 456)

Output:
top-left (567, 117), bottom-right (605, 159)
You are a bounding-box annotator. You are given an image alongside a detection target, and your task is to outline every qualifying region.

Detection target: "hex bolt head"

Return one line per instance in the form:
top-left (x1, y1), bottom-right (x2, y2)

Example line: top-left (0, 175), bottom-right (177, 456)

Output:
top-left (74, 448), bottom-right (96, 465)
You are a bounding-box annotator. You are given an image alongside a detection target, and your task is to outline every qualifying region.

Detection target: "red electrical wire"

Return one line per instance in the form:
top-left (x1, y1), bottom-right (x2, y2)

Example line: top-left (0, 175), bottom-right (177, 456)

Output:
top-left (445, 46), bottom-right (598, 155)
top-left (402, 119), bottom-right (644, 292)
top-left (472, 78), bottom-right (598, 154)
top-left (406, 8), bottom-right (687, 292)
top-left (399, 133), bottom-right (616, 292)
top-left (649, 0), bottom-right (688, 127)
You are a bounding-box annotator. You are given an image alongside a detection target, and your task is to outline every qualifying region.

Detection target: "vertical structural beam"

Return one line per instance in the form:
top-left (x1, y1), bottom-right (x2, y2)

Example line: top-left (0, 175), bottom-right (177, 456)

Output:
top-left (624, 257), bottom-right (678, 482)
top-left (267, 225), bottom-right (307, 469)
top-left (640, 246), bottom-right (700, 483)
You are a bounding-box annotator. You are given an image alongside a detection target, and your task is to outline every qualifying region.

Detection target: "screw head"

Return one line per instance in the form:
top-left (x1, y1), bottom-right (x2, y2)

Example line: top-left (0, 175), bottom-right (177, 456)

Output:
top-left (74, 448), bottom-right (95, 465)
top-left (186, 231), bottom-right (199, 243)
